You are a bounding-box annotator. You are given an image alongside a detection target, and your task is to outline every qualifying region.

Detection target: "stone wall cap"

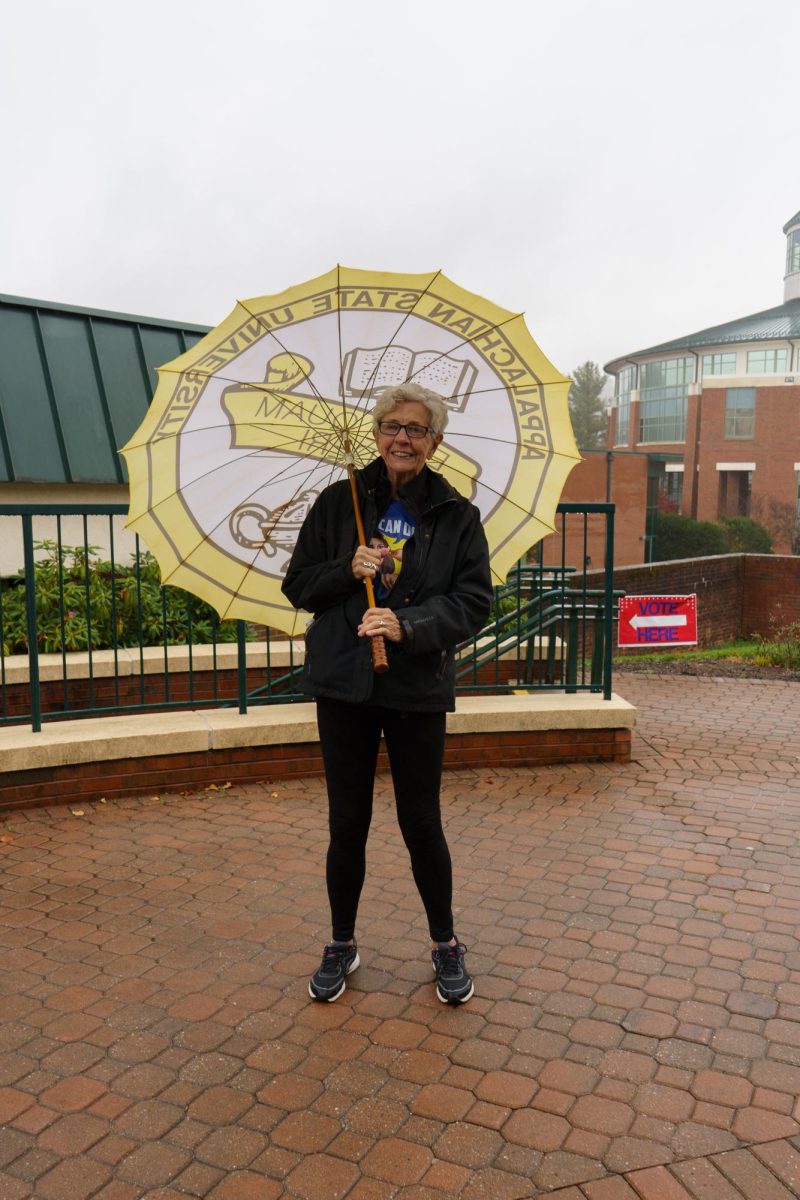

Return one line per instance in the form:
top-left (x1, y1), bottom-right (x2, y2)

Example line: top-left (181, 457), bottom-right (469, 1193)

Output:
top-left (0, 692), bottom-right (636, 774)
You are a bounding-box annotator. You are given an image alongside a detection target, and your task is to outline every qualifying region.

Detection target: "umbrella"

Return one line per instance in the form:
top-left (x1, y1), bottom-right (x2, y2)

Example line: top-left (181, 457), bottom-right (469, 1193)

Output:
top-left (121, 267), bottom-right (580, 637)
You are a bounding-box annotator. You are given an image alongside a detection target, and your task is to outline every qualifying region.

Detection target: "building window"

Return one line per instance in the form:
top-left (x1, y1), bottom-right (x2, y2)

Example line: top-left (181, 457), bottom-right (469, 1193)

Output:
top-left (638, 357), bottom-right (691, 443)
top-left (661, 470), bottom-right (683, 512)
top-left (639, 397), bottom-right (687, 443)
top-left (718, 470), bottom-right (752, 519)
top-left (638, 360), bottom-right (695, 446)
top-left (746, 348), bottom-right (788, 374)
top-left (786, 229), bottom-right (800, 275)
top-left (614, 366), bottom-right (634, 446)
top-left (724, 388), bottom-right (755, 439)
top-left (640, 357), bottom-right (693, 394)
top-left (702, 352), bottom-right (736, 376)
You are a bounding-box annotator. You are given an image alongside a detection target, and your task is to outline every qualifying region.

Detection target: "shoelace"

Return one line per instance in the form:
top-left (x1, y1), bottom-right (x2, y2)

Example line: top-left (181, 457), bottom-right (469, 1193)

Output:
top-left (437, 944), bottom-right (464, 977)
top-left (322, 944), bottom-right (350, 967)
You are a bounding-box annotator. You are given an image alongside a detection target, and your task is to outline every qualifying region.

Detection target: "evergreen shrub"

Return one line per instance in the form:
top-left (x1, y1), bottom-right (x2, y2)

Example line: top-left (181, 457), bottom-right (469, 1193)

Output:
top-left (1, 542), bottom-right (245, 655)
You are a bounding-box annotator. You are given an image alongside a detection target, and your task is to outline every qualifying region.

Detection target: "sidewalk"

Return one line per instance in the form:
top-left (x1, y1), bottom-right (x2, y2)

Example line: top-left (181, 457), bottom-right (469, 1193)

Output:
top-left (1, 673), bottom-right (799, 1199)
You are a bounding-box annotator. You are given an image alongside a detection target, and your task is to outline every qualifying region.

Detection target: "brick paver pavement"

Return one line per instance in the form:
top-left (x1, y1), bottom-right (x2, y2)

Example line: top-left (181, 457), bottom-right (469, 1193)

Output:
top-left (1, 673), bottom-right (799, 1198)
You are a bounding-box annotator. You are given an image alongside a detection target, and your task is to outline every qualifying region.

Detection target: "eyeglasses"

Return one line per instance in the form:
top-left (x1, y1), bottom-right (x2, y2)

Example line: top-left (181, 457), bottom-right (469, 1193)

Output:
top-left (376, 420), bottom-right (431, 440)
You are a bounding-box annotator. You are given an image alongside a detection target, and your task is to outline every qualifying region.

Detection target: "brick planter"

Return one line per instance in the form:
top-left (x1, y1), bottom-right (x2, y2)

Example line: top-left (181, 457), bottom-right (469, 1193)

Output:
top-left (0, 696), bottom-right (635, 812)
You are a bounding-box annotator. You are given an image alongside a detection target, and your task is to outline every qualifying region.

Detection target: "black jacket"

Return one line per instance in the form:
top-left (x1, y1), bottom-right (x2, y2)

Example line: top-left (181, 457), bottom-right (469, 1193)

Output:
top-left (281, 458), bottom-right (493, 711)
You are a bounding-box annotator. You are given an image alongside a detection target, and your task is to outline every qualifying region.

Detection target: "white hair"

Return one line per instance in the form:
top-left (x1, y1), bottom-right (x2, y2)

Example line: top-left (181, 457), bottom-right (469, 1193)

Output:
top-left (372, 383), bottom-right (448, 436)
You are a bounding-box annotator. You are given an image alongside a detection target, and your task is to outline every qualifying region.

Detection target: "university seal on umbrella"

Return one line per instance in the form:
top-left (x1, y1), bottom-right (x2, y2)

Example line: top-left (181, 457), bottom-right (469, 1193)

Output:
top-left (121, 268), bottom-right (580, 634)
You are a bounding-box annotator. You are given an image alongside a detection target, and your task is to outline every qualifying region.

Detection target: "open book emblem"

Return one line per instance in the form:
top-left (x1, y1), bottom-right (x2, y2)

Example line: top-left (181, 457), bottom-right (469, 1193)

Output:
top-left (342, 346), bottom-right (477, 413)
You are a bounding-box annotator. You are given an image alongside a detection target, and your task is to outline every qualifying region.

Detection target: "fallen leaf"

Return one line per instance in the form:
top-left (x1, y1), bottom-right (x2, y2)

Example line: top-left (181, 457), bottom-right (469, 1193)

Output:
top-left (150, 796), bottom-right (160, 802)
top-left (0, 834), bottom-right (13, 844)
top-left (220, 782), bottom-right (232, 790)
top-left (71, 809), bottom-right (85, 817)
top-left (271, 792), bottom-right (278, 798)
top-left (206, 784), bottom-right (218, 792)
top-left (98, 798), bottom-right (107, 804)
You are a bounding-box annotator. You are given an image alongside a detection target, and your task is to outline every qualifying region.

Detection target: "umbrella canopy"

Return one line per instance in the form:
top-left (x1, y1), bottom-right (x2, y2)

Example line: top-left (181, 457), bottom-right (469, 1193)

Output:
top-left (121, 268), bottom-right (580, 634)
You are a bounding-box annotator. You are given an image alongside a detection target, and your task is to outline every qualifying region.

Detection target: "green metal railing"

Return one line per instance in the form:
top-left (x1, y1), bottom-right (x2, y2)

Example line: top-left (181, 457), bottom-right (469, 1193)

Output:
top-left (0, 502), bottom-right (617, 731)
top-left (454, 505), bottom-right (619, 700)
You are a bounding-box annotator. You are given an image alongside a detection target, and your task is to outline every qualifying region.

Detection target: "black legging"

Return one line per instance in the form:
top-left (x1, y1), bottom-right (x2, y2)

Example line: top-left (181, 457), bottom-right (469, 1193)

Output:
top-left (316, 697), bottom-right (454, 944)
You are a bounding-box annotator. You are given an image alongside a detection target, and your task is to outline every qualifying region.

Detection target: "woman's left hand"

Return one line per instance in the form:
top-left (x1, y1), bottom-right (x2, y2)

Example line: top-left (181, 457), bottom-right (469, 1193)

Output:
top-left (358, 607), bottom-right (404, 643)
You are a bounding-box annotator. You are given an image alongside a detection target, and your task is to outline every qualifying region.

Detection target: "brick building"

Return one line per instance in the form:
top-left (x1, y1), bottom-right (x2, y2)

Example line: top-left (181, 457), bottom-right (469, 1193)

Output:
top-left (543, 449), bottom-right (659, 570)
top-left (604, 208), bottom-right (800, 555)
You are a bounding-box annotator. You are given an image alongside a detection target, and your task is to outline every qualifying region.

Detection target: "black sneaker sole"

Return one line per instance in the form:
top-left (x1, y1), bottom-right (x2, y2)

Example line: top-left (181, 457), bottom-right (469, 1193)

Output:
top-left (436, 979), bottom-right (474, 1005)
top-left (308, 951), bottom-right (360, 1002)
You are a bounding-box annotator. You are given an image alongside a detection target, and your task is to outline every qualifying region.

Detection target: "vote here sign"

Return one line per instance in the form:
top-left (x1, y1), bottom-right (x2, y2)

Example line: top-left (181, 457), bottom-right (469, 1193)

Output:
top-left (618, 594), bottom-right (698, 647)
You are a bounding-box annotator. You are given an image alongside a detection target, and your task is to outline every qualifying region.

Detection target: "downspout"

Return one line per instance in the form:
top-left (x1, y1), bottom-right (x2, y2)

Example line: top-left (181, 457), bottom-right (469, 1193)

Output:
top-left (624, 357), bottom-right (639, 447)
top-left (688, 349), bottom-right (700, 518)
top-left (604, 360), bottom-right (634, 502)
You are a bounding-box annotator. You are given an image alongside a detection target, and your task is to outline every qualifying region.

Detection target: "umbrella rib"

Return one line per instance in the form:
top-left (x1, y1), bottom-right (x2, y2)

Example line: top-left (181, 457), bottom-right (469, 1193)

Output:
top-left (439, 429), bottom-right (582, 457)
top-left (153, 451), bottom-right (351, 594)
top-left (125, 377), bottom-right (370, 463)
top-left (137, 435), bottom-right (375, 531)
top-left (420, 377), bottom-right (574, 404)
top-left (235, 299), bottom-right (326, 402)
top-left (123, 413), bottom-right (578, 464)
top-left (122, 409), bottom-right (351, 456)
top-left (217, 450), bottom-right (352, 622)
top-left (155, 363), bottom-right (573, 399)
top-left (402, 311), bottom-right (526, 392)
top-left (130, 369), bottom-right (577, 455)
top-left (235, 297), bottom-right (351, 446)
top-left (428, 456), bottom-right (572, 531)
top-left (333, 268), bottom-right (372, 457)
top-left (336, 264), bottom-right (346, 427)
top-left (350, 269), bottom-right (443, 409)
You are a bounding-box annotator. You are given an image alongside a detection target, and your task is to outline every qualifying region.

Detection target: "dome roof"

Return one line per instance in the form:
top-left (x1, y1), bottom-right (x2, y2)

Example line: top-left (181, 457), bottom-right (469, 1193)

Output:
top-left (605, 298), bottom-right (800, 374)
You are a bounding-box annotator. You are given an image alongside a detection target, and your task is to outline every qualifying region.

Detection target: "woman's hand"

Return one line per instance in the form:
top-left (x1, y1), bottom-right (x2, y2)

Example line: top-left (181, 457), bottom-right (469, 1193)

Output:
top-left (358, 607), bottom-right (404, 643)
top-left (351, 545), bottom-right (390, 582)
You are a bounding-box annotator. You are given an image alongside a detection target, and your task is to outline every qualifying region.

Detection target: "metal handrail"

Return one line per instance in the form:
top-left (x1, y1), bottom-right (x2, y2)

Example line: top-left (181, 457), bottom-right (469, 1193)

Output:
top-left (1, 501), bottom-right (617, 728)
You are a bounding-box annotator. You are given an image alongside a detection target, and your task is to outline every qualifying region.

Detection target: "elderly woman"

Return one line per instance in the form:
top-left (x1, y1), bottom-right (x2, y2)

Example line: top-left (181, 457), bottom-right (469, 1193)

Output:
top-left (282, 382), bottom-right (492, 1004)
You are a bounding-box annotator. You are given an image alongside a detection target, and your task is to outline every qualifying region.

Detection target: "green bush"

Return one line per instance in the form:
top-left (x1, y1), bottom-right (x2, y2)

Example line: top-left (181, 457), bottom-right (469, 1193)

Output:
top-left (718, 516), bottom-right (773, 554)
top-left (652, 513), bottom-right (729, 561)
top-left (652, 512), bottom-right (774, 561)
top-left (1, 542), bottom-right (246, 655)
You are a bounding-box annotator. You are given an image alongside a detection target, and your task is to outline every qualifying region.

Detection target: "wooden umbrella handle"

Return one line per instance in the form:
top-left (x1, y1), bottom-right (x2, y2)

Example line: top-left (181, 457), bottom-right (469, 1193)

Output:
top-left (361, 571), bottom-right (389, 674)
top-left (346, 455), bottom-right (389, 674)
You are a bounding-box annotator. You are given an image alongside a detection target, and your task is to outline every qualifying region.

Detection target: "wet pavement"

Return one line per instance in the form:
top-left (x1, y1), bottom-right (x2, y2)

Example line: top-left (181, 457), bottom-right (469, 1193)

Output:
top-left (1, 673), bottom-right (799, 1199)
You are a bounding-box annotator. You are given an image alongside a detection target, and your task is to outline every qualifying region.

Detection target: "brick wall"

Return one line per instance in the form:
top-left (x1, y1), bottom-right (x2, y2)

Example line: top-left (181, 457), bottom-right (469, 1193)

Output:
top-left (0, 727), bottom-right (632, 813)
top-left (580, 553), bottom-right (800, 649)
top-left (547, 451), bottom-right (648, 569)
top-left (742, 554), bottom-right (800, 637)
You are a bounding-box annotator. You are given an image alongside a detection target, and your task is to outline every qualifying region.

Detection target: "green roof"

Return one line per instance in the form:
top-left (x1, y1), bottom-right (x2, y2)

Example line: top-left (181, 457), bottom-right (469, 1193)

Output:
top-left (0, 295), bottom-right (210, 484)
top-left (605, 298), bottom-right (800, 374)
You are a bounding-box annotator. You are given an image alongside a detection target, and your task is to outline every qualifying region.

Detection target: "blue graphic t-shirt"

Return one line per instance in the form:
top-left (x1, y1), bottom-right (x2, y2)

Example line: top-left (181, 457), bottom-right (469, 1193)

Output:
top-left (372, 499), bottom-right (415, 603)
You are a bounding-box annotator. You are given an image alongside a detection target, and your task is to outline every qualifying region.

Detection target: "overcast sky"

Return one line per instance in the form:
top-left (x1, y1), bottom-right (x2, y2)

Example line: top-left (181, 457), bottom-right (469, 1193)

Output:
top-left (3, 0), bottom-right (798, 380)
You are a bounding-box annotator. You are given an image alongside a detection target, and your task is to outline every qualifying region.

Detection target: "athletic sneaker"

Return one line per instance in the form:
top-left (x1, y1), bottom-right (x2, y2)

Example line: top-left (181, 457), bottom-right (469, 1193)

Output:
top-left (308, 941), bottom-right (360, 1002)
top-left (432, 941), bottom-right (474, 1005)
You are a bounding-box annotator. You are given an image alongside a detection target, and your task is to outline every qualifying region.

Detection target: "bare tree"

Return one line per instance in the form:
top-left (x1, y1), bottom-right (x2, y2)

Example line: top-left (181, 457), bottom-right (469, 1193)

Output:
top-left (751, 496), bottom-right (800, 554)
